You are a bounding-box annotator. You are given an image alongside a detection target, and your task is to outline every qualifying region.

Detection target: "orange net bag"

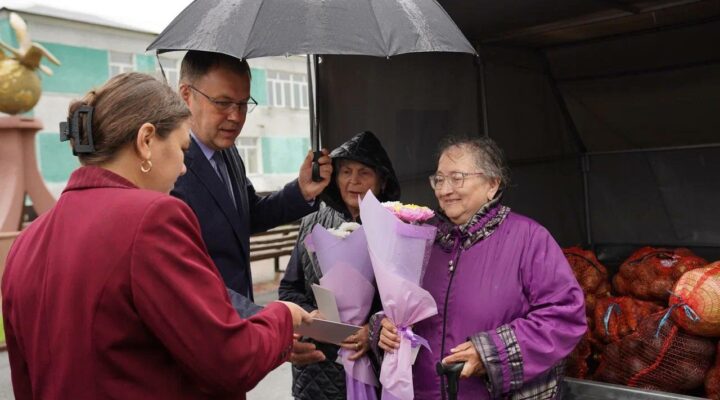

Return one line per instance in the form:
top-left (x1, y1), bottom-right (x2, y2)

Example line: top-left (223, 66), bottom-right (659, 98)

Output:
top-left (594, 312), bottom-right (715, 393)
top-left (566, 330), bottom-right (593, 379)
top-left (706, 342), bottom-right (720, 400)
top-left (670, 262), bottom-right (720, 337)
top-left (613, 247), bottom-right (706, 303)
top-left (564, 246), bottom-right (612, 321)
top-left (593, 296), bottom-right (663, 344)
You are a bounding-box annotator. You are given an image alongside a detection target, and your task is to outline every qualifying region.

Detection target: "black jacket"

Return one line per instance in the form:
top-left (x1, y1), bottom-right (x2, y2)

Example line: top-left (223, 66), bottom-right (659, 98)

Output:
top-left (279, 131), bottom-right (399, 400)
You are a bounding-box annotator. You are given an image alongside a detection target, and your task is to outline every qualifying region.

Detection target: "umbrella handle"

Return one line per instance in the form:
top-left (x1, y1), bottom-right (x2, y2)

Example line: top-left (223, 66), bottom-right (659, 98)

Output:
top-left (311, 150), bottom-right (323, 182)
top-left (436, 361), bottom-right (464, 400)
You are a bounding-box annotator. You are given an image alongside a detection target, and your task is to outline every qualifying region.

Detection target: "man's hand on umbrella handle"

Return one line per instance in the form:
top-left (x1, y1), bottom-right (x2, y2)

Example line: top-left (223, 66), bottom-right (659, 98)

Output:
top-left (378, 317), bottom-right (400, 353)
top-left (311, 150), bottom-right (323, 182)
top-left (299, 149), bottom-right (331, 200)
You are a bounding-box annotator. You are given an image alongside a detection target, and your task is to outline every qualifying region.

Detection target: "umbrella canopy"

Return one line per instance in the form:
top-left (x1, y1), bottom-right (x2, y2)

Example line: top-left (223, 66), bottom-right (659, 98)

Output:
top-left (147, 0), bottom-right (476, 58)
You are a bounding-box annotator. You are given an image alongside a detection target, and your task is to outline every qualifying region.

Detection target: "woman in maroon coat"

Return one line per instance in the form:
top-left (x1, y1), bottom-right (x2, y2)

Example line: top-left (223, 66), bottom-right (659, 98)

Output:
top-left (1, 72), bottom-right (310, 400)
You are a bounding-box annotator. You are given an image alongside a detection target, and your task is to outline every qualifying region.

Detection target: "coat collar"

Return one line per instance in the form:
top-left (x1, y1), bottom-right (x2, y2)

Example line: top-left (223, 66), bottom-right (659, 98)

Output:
top-left (63, 166), bottom-right (138, 193)
top-left (435, 194), bottom-right (511, 252)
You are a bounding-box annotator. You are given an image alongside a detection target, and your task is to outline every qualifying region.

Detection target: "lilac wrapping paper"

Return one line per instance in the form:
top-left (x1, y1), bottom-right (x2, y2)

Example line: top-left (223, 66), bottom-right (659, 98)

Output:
top-left (359, 191), bottom-right (438, 400)
top-left (305, 224), bottom-right (379, 399)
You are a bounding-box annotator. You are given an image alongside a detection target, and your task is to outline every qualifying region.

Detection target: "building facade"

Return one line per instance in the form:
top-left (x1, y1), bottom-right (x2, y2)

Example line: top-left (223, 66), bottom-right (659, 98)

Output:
top-left (0, 5), bottom-right (310, 196)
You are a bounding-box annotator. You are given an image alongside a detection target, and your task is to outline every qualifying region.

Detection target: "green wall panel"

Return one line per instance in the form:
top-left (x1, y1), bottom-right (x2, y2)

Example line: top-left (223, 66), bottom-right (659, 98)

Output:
top-left (261, 137), bottom-right (310, 174)
top-left (37, 132), bottom-right (80, 183)
top-left (0, 18), bottom-right (19, 48)
top-left (135, 54), bottom-right (156, 73)
top-left (38, 43), bottom-right (109, 94)
top-left (250, 68), bottom-right (267, 105)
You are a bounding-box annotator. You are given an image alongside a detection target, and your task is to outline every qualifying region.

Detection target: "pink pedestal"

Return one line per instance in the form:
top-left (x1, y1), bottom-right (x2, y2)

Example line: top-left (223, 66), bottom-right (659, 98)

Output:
top-left (0, 116), bottom-right (57, 232)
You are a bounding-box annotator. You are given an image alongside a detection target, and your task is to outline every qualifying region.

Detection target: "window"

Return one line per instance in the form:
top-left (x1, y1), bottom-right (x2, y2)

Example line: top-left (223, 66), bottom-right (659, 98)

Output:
top-left (237, 137), bottom-right (261, 174)
top-left (266, 70), bottom-right (308, 109)
top-left (109, 51), bottom-right (134, 77)
top-left (156, 57), bottom-right (181, 89)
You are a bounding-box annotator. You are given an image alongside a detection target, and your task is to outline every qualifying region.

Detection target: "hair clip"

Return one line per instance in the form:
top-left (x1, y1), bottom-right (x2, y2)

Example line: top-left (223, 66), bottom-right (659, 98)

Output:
top-left (60, 105), bottom-right (95, 155)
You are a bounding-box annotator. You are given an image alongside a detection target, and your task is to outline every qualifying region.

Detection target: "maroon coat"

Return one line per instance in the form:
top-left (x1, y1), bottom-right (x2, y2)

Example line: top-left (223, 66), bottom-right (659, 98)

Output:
top-left (1, 166), bottom-right (293, 400)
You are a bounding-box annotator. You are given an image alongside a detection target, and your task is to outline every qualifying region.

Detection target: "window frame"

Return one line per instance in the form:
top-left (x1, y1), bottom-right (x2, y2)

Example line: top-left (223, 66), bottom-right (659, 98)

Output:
top-left (108, 51), bottom-right (135, 77)
top-left (266, 70), bottom-right (309, 110)
top-left (156, 56), bottom-right (181, 89)
top-left (236, 137), bottom-right (262, 175)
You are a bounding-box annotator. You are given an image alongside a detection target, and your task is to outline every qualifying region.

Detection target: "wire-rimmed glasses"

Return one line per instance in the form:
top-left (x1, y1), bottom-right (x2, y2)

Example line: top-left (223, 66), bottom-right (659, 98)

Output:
top-left (429, 171), bottom-right (486, 190)
top-left (189, 85), bottom-right (257, 114)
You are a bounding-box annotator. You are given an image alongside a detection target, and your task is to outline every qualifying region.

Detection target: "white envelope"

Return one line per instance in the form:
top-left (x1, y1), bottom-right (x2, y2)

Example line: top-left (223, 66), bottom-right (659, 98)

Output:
top-left (295, 284), bottom-right (361, 345)
top-left (311, 284), bottom-right (342, 322)
top-left (296, 318), bottom-right (362, 345)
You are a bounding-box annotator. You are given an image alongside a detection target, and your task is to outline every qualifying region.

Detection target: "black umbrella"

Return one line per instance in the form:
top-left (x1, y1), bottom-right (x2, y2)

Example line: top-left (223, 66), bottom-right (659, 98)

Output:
top-left (148, 0), bottom-right (476, 179)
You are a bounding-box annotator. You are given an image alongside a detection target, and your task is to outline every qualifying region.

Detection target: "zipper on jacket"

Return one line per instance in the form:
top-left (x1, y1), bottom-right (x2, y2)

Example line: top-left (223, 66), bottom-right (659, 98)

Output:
top-left (439, 249), bottom-right (462, 400)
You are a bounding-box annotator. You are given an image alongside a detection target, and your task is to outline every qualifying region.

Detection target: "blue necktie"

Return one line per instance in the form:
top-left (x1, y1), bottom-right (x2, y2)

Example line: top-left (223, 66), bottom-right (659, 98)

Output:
top-left (212, 152), bottom-right (236, 208)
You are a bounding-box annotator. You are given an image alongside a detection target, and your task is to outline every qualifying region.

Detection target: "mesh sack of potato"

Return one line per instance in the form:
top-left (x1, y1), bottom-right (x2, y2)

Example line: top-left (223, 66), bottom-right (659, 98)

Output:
top-left (706, 342), bottom-right (720, 400)
top-left (594, 311), bottom-right (715, 393)
top-left (670, 261), bottom-right (720, 337)
top-left (564, 246), bottom-right (612, 319)
top-left (593, 296), bottom-right (663, 344)
top-left (613, 247), bottom-right (706, 303)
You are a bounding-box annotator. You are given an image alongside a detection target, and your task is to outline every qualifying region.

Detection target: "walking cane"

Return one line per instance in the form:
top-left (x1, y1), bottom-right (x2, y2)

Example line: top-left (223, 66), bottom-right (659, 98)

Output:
top-left (436, 361), bottom-right (465, 400)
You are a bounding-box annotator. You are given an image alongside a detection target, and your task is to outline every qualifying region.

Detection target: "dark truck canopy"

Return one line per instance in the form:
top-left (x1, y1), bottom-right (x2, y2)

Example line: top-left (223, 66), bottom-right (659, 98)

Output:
top-left (316, 0), bottom-right (720, 263)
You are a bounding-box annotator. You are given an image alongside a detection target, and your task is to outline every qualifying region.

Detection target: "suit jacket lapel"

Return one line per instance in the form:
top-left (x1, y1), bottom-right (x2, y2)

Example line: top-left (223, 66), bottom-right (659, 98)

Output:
top-left (186, 140), bottom-right (244, 242)
top-left (223, 147), bottom-right (249, 216)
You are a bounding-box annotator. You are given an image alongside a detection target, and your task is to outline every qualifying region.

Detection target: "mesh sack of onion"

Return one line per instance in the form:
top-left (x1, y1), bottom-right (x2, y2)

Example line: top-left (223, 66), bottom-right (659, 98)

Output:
top-left (594, 311), bottom-right (715, 394)
top-left (613, 247), bottom-right (706, 303)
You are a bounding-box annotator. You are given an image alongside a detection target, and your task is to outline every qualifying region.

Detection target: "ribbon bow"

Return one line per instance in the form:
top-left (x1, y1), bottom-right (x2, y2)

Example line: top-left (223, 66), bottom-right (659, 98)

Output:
top-left (398, 326), bottom-right (431, 352)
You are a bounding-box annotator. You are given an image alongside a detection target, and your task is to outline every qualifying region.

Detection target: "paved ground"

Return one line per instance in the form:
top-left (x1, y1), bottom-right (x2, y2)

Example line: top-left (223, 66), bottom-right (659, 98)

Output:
top-left (0, 258), bottom-right (295, 399)
top-left (0, 352), bottom-right (11, 400)
top-left (248, 260), bottom-right (295, 400)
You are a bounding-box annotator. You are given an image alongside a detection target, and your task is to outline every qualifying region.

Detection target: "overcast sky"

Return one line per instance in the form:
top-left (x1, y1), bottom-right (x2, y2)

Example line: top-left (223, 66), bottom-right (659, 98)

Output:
top-left (2, 0), bottom-right (194, 33)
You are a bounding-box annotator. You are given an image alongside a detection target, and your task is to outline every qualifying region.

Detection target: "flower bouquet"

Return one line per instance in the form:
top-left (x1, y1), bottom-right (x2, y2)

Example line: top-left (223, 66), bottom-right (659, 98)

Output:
top-left (304, 221), bottom-right (378, 400)
top-left (359, 191), bottom-right (438, 400)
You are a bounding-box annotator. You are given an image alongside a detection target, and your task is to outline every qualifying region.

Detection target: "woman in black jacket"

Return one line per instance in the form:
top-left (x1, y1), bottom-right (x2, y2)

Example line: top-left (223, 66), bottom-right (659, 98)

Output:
top-left (279, 131), bottom-right (400, 400)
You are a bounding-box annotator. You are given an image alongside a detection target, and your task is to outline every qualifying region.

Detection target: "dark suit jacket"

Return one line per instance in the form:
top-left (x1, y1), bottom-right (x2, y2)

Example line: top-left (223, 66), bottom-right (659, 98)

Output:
top-left (172, 138), bottom-right (315, 307)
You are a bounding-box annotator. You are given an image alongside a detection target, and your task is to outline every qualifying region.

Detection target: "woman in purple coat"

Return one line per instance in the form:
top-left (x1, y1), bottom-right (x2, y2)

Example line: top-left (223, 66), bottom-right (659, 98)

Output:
top-left (377, 137), bottom-right (586, 399)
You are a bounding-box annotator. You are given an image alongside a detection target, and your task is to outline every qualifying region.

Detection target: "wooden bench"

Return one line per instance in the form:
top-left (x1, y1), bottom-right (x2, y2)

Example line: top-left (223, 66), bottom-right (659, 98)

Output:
top-left (249, 224), bottom-right (300, 273)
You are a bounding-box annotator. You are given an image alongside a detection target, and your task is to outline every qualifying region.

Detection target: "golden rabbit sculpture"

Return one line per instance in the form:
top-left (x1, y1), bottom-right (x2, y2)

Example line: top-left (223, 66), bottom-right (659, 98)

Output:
top-left (0, 12), bottom-right (61, 115)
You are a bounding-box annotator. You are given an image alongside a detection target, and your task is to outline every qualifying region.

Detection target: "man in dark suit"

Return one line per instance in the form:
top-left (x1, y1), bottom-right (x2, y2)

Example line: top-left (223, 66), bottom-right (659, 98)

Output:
top-left (172, 50), bottom-right (331, 347)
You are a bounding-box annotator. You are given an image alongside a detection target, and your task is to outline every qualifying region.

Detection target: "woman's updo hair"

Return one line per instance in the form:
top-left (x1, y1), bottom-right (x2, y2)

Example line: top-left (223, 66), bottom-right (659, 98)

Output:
top-left (67, 72), bottom-right (191, 165)
top-left (437, 135), bottom-right (511, 190)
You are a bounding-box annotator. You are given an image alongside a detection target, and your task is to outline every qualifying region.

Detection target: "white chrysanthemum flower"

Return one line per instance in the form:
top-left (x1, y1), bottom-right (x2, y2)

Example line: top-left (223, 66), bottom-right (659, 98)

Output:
top-left (328, 222), bottom-right (361, 238)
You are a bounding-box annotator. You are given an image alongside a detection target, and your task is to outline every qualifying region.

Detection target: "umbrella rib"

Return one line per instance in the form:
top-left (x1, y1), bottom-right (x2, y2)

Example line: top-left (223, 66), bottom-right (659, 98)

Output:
top-left (366, 0), bottom-right (390, 57)
top-left (242, 0), bottom-right (269, 59)
top-left (430, 0), bottom-right (476, 54)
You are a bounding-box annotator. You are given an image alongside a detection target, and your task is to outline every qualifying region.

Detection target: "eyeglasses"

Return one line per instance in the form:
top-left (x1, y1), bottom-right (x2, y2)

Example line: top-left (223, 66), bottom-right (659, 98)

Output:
top-left (188, 85), bottom-right (257, 114)
top-left (429, 171), bottom-right (486, 190)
